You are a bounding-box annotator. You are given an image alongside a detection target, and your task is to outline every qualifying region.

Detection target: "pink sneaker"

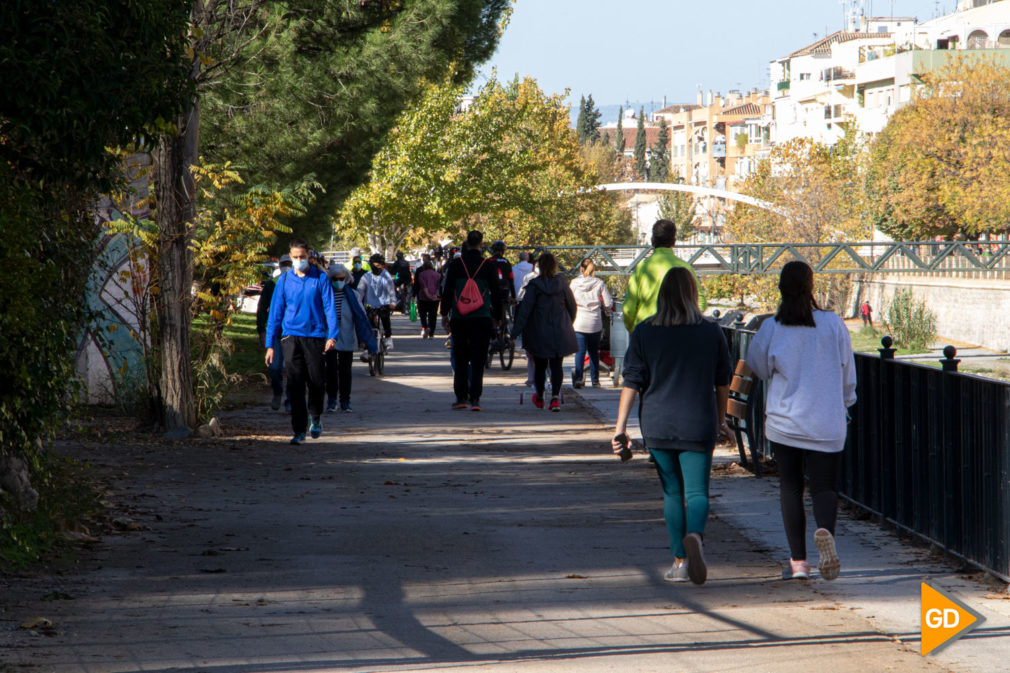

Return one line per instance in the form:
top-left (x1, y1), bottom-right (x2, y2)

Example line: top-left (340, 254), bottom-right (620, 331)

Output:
top-left (783, 558), bottom-right (811, 580)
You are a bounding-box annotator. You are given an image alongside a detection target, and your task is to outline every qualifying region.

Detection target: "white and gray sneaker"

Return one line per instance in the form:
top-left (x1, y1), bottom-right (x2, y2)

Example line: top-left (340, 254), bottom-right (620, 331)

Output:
top-left (664, 561), bottom-right (690, 583)
top-left (384, 337), bottom-right (394, 351)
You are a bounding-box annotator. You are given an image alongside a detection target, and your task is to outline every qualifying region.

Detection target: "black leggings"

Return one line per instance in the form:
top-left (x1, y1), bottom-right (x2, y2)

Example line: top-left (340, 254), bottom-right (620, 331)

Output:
top-left (772, 442), bottom-right (842, 561)
top-left (324, 349), bottom-right (353, 404)
top-left (418, 300), bottom-right (439, 333)
top-left (533, 356), bottom-right (564, 398)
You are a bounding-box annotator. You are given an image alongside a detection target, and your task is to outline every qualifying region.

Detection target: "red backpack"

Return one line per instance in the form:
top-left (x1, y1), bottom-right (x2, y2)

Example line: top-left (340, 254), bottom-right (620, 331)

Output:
top-left (455, 258), bottom-right (487, 316)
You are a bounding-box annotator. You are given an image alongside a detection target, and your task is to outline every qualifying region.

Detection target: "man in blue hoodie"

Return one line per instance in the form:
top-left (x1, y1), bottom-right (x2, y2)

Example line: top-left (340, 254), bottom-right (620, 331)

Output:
top-left (265, 239), bottom-right (339, 445)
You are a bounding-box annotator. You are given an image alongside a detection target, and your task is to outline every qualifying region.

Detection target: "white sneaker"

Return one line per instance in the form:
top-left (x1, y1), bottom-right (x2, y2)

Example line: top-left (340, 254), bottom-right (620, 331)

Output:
top-left (384, 337), bottom-right (394, 351)
top-left (664, 561), bottom-right (689, 583)
top-left (420, 329), bottom-right (427, 337)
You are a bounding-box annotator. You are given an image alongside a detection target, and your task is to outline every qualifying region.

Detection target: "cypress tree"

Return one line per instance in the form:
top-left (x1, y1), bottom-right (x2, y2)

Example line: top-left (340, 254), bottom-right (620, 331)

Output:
top-left (633, 107), bottom-right (648, 179)
top-left (575, 95), bottom-right (588, 144)
top-left (652, 116), bottom-right (670, 182)
top-left (615, 106), bottom-right (625, 155)
top-left (585, 94), bottom-right (602, 143)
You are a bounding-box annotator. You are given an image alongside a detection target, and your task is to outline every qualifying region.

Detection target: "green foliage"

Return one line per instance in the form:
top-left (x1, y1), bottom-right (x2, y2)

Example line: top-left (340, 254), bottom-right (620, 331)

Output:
top-left (885, 289), bottom-right (937, 351)
top-left (703, 275), bottom-right (778, 310)
top-left (0, 0), bottom-right (192, 192)
top-left (340, 75), bottom-right (633, 251)
top-left (576, 94), bottom-right (602, 144)
top-left (658, 189), bottom-right (698, 241)
top-left (633, 108), bottom-right (648, 179)
top-left (615, 107), bottom-right (626, 154)
top-left (651, 117), bottom-right (670, 182)
top-left (200, 0), bottom-right (512, 248)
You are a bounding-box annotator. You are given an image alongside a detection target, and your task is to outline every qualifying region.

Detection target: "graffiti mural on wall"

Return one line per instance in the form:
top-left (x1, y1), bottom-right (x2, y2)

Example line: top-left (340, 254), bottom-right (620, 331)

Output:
top-left (75, 154), bottom-right (152, 404)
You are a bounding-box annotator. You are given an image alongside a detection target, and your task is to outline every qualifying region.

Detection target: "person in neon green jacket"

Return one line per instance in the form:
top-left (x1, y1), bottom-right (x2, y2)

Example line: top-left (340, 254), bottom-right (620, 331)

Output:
top-left (623, 219), bottom-right (706, 332)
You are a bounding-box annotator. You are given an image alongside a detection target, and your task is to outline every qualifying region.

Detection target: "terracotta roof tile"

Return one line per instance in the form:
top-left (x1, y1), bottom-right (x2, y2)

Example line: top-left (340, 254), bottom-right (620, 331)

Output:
top-left (788, 30), bottom-right (892, 58)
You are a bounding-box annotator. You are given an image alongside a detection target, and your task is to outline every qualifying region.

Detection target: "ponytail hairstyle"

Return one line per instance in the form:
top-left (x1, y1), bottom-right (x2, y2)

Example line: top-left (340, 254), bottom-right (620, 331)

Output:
top-left (775, 261), bottom-right (820, 327)
top-left (580, 258), bottom-right (596, 276)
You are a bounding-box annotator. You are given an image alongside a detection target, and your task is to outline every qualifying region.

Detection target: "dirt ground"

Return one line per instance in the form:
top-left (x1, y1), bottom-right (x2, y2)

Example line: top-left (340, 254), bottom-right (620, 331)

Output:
top-left (2, 318), bottom-right (961, 673)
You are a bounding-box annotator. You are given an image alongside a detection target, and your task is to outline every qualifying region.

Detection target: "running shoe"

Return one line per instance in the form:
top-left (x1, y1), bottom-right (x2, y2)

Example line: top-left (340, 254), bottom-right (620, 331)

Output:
top-left (290, 432), bottom-right (306, 446)
top-left (340, 402), bottom-right (352, 413)
top-left (782, 558), bottom-right (811, 580)
top-left (814, 528), bottom-right (840, 580)
top-left (571, 372), bottom-right (583, 389)
top-left (664, 561), bottom-right (690, 583)
top-left (326, 398), bottom-right (338, 413)
top-left (384, 337), bottom-right (394, 351)
top-left (549, 398), bottom-right (561, 412)
top-left (309, 417), bottom-right (322, 439)
top-left (682, 532), bottom-right (707, 585)
top-left (452, 399), bottom-right (469, 410)
top-left (531, 393), bottom-right (545, 409)
top-left (470, 400), bottom-right (482, 412)
top-left (591, 380), bottom-right (602, 388)
top-left (420, 328), bottom-right (427, 337)
top-left (271, 392), bottom-right (282, 411)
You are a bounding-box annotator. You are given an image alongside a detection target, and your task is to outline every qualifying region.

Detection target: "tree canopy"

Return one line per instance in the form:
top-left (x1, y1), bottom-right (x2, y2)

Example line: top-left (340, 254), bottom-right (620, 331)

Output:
top-left (576, 94), bottom-right (602, 144)
top-left (201, 0), bottom-right (512, 245)
top-left (866, 55), bottom-right (1010, 239)
top-left (651, 117), bottom-right (670, 182)
top-left (340, 76), bottom-right (631, 252)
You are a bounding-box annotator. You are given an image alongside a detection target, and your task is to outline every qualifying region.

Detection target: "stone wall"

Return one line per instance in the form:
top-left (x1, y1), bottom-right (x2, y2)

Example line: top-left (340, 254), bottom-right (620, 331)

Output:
top-left (855, 275), bottom-right (1010, 353)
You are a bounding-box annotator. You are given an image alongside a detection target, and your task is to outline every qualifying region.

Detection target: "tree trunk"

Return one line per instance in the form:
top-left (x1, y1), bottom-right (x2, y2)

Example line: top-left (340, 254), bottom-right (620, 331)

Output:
top-left (153, 100), bottom-right (200, 431)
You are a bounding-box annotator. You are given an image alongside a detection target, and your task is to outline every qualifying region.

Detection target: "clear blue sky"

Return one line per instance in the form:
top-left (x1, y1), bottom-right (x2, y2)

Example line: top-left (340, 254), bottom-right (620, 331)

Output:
top-left (479, 0), bottom-right (954, 111)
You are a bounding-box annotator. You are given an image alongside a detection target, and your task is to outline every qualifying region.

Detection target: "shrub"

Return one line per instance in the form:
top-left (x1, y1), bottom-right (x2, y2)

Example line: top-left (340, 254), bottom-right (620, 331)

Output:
top-left (885, 289), bottom-right (936, 351)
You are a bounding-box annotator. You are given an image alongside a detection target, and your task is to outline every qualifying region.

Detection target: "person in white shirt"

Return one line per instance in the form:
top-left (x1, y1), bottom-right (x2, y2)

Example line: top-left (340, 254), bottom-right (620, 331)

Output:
top-left (745, 261), bottom-right (856, 582)
top-left (512, 251), bottom-right (534, 299)
top-left (569, 258), bottom-right (613, 388)
top-left (357, 253), bottom-right (397, 350)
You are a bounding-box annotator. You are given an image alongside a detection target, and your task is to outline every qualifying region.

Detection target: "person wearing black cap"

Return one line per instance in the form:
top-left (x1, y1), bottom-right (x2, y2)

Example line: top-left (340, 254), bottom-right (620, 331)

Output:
top-left (440, 230), bottom-right (504, 410)
top-left (357, 252), bottom-right (397, 349)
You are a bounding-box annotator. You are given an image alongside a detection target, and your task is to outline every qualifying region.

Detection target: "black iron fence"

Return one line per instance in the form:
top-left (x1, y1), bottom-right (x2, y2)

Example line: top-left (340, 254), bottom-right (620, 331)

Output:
top-left (721, 323), bottom-right (1010, 583)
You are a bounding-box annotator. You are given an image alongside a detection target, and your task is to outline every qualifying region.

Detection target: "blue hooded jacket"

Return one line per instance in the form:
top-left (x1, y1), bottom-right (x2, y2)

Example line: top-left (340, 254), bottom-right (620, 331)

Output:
top-left (264, 266), bottom-right (338, 348)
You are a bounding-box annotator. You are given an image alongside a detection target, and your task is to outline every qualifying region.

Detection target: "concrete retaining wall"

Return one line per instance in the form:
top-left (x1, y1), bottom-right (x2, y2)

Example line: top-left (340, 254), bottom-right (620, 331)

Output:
top-left (856, 276), bottom-right (1010, 353)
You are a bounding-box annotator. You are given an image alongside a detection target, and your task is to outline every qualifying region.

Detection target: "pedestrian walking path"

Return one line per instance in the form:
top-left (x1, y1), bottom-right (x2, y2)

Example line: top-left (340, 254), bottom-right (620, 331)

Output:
top-left (3, 315), bottom-right (1008, 672)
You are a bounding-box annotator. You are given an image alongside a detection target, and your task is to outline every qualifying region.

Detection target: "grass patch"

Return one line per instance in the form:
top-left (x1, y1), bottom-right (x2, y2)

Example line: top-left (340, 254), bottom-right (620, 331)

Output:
top-left (192, 310), bottom-right (264, 382)
top-left (849, 325), bottom-right (927, 356)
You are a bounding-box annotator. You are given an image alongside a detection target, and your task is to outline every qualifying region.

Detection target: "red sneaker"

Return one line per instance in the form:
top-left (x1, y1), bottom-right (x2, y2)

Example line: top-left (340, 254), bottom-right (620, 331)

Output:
top-left (532, 393), bottom-right (544, 409)
top-left (549, 398), bottom-right (560, 412)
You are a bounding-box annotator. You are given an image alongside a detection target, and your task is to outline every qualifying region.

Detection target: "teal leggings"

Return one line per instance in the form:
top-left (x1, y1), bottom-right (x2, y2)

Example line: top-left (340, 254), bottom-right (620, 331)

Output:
top-left (650, 449), bottom-right (713, 558)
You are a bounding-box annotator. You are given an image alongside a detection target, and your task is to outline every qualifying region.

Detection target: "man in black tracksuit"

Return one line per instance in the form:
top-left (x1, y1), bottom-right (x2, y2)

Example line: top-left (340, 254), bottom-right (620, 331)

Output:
top-left (440, 230), bottom-right (504, 411)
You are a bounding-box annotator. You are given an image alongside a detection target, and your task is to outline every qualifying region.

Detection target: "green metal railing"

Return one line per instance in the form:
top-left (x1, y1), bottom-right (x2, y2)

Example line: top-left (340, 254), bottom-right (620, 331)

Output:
top-left (524, 240), bottom-right (1010, 277)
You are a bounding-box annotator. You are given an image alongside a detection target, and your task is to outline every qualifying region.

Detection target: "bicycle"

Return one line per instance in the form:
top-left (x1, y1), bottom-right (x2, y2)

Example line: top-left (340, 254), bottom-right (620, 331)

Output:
top-left (364, 306), bottom-right (389, 376)
top-left (486, 311), bottom-right (515, 370)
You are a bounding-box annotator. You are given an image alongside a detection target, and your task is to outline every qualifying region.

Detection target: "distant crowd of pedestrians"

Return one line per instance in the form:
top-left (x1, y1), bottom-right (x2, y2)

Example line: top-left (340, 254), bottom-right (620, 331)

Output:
top-left (257, 218), bottom-right (856, 587)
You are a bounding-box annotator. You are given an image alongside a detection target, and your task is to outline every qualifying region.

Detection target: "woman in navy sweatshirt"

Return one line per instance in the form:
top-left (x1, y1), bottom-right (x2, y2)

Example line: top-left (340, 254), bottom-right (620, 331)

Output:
top-left (612, 267), bottom-right (732, 585)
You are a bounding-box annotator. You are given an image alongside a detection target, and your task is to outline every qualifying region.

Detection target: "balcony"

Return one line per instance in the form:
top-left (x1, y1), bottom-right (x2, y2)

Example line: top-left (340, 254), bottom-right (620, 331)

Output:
top-left (776, 80), bottom-right (790, 92)
top-left (821, 66), bottom-right (855, 83)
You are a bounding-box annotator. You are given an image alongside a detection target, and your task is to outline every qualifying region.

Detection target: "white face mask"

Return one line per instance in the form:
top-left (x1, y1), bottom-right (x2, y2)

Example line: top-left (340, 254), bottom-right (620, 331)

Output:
top-left (292, 259), bottom-right (309, 272)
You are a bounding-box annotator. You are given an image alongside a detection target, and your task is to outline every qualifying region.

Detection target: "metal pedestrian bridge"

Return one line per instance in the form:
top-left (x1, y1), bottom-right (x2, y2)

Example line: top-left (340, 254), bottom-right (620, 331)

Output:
top-left (529, 240), bottom-right (1010, 277)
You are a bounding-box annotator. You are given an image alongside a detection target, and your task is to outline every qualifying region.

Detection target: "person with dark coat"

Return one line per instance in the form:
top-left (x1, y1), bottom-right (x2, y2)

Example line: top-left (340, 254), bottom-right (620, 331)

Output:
top-left (440, 230), bottom-right (504, 411)
top-left (510, 252), bottom-right (577, 412)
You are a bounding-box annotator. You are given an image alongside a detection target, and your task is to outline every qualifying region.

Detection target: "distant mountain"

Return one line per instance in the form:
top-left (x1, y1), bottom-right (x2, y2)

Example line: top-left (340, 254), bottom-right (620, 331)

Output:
top-left (568, 100), bottom-right (672, 127)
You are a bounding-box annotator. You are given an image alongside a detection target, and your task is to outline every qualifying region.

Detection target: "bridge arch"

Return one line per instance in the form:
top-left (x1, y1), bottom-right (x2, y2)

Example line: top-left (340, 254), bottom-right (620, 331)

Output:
top-left (595, 182), bottom-right (779, 213)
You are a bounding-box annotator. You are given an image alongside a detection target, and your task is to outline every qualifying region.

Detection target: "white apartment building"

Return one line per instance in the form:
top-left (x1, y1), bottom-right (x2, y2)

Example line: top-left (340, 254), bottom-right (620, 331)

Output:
top-left (771, 1), bottom-right (1010, 146)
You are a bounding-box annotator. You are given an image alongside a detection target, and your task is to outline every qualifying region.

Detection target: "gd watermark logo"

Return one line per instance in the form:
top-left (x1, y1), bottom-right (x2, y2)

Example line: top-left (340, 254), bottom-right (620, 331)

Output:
top-left (920, 582), bottom-right (985, 656)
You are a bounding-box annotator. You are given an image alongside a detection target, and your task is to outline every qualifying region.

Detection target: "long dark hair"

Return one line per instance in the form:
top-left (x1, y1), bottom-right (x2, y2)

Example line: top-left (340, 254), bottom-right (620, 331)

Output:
top-left (538, 252), bottom-right (559, 279)
top-left (775, 261), bottom-right (820, 327)
top-left (650, 267), bottom-right (702, 327)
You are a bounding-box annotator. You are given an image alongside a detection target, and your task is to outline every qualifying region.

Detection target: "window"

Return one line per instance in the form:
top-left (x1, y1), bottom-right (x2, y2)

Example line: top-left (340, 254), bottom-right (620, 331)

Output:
top-left (967, 30), bottom-right (989, 50)
top-left (999, 30), bottom-right (1010, 48)
top-left (799, 73), bottom-right (811, 81)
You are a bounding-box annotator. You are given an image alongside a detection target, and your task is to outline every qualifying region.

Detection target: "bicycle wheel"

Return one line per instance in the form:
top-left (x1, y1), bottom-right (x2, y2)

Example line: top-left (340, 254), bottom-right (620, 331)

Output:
top-left (501, 339), bottom-right (515, 370)
top-left (376, 350), bottom-right (384, 376)
top-left (485, 342), bottom-right (495, 369)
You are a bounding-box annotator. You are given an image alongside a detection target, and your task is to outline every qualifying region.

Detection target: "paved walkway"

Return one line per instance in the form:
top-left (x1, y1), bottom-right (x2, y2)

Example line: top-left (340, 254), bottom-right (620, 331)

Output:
top-left (4, 315), bottom-right (1009, 672)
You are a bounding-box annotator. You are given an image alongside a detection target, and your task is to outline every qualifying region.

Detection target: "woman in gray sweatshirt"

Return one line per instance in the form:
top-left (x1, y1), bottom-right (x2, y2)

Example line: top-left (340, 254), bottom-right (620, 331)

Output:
top-left (745, 261), bottom-right (857, 582)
